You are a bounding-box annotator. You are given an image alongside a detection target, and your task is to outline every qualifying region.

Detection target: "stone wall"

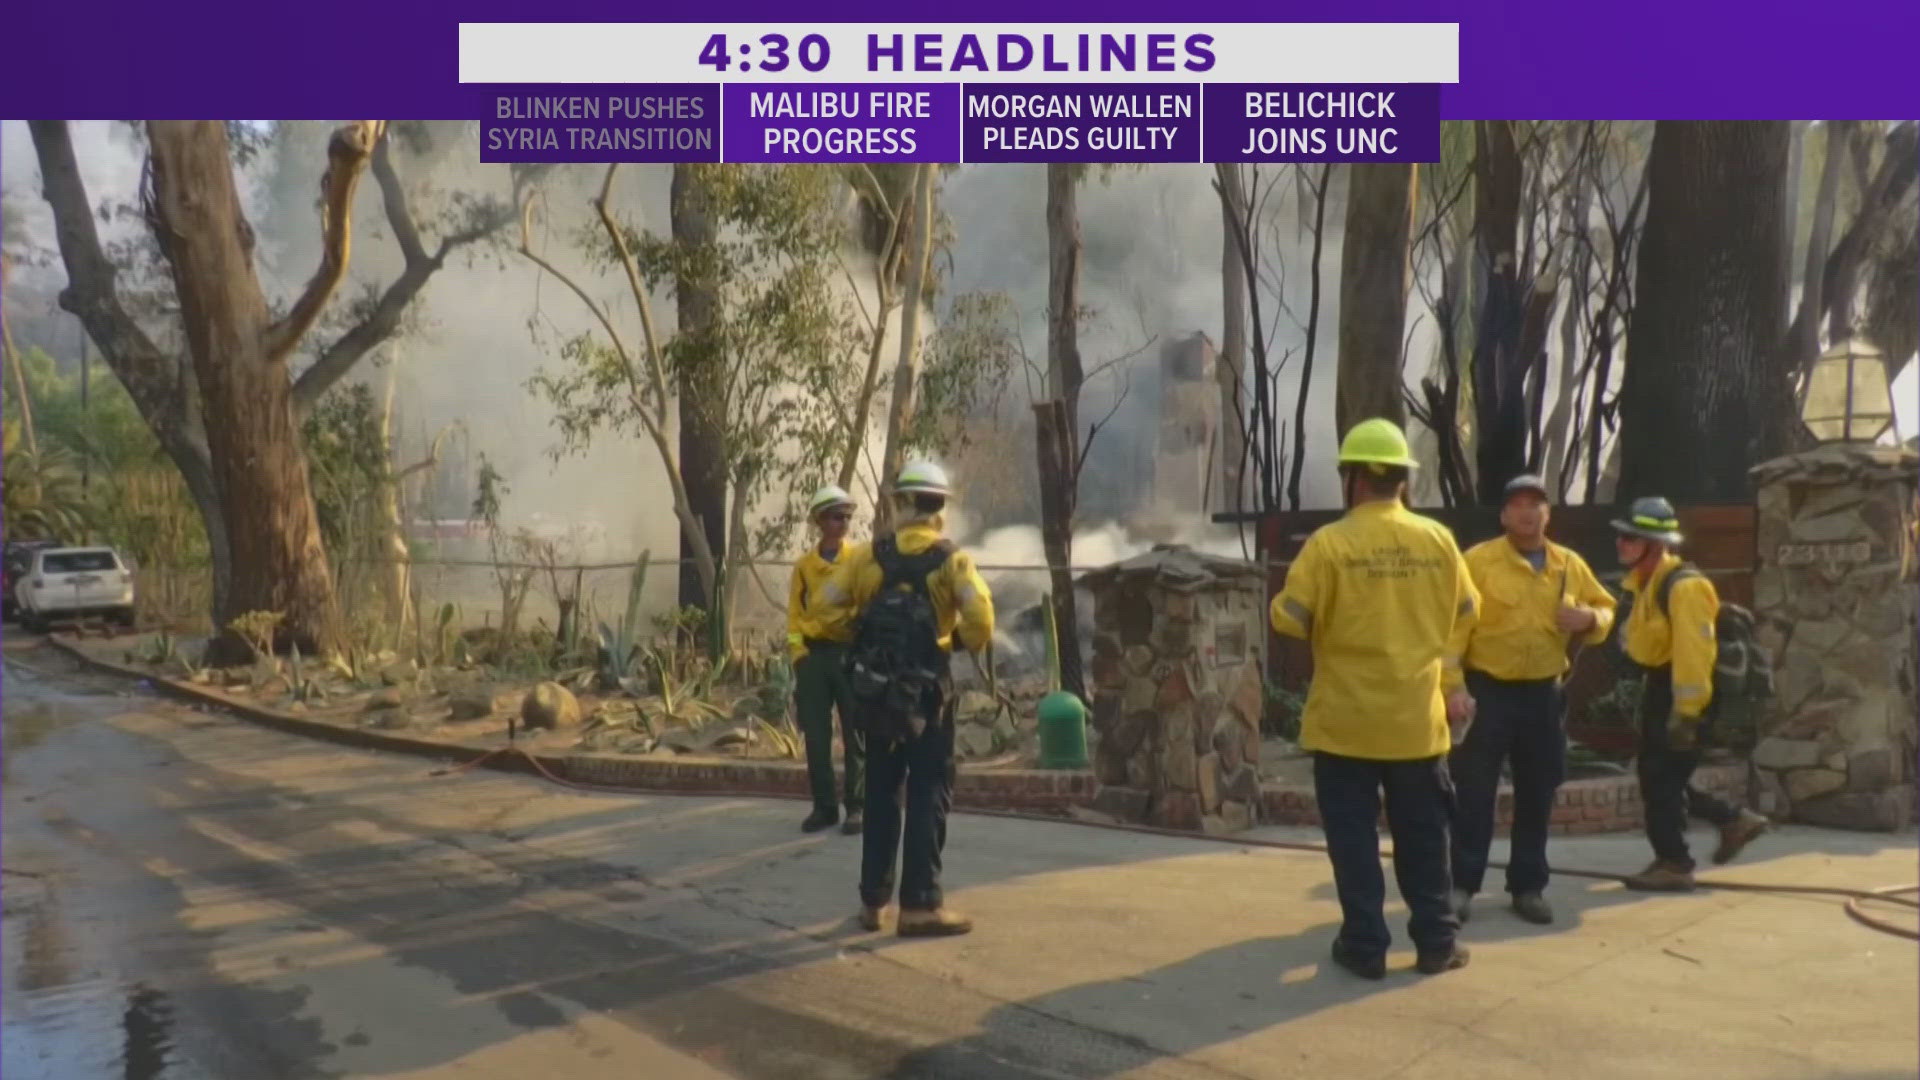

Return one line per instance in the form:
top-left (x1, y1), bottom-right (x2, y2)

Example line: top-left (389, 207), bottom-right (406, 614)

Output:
top-left (1084, 546), bottom-right (1268, 833)
top-left (1749, 446), bottom-right (1919, 831)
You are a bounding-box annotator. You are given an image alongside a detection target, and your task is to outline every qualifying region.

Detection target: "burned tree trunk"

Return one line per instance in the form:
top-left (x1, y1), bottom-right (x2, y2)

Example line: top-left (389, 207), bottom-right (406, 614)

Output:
top-left (145, 120), bottom-right (379, 658)
top-left (1620, 121), bottom-right (1794, 503)
top-left (670, 164), bottom-right (729, 616)
top-left (1033, 399), bottom-right (1083, 700)
top-left (1217, 182), bottom-right (1249, 516)
top-left (1335, 163), bottom-right (1417, 435)
top-left (1470, 121), bottom-right (1528, 505)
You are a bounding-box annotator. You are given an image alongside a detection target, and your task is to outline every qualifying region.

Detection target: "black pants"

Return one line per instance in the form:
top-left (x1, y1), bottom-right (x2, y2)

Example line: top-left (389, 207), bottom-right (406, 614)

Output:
top-left (1636, 669), bottom-right (1739, 868)
top-left (1449, 670), bottom-right (1566, 897)
top-left (860, 689), bottom-right (956, 912)
top-left (794, 641), bottom-right (864, 812)
top-left (1314, 751), bottom-right (1460, 958)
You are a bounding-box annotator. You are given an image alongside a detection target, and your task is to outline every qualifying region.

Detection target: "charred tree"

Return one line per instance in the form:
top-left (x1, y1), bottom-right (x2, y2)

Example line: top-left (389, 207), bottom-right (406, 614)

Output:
top-left (1470, 121), bottom-right (1530, 504)
top-left (1620, 121), bottom-right (1794, 504)
top-left (1335, 163), bottom-right (1417, 435)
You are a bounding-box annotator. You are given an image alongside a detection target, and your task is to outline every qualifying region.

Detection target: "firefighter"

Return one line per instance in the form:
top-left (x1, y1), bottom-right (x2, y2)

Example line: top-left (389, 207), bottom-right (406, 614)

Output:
top-left (788, 484), bottom-right (867, 835)
top-left (1448, 474), bottom-right (1617, 925)
top-left (813, 460), bottom-right (995, 937)
top-left (1269, 418), bottom-right (1478, 979)
top-left (1610, 496), bottom-right (1769, 891)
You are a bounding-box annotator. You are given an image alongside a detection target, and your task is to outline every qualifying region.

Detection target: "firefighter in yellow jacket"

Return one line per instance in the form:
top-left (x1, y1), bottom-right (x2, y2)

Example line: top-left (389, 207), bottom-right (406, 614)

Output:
top-left (1448, 474), bottom-right (1616, 926)
top-left (812, 460), bottom-right (995, 937)
top-left (1610, 496), bottom-right (1767, 891)
top-left (788, 485), bottom-right (867, 835)
top-left (1269, 418), bottom-right (1478, 979)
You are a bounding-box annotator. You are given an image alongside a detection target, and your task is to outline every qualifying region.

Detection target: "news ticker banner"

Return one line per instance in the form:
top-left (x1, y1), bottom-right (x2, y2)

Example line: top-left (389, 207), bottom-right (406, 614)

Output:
top-left (464, 24), bottom-right (1453, 164)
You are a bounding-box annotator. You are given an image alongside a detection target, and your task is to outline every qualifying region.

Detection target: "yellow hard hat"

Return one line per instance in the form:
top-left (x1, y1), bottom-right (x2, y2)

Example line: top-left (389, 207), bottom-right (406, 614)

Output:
top-left (1337, 418), bottom-right (1420, 470)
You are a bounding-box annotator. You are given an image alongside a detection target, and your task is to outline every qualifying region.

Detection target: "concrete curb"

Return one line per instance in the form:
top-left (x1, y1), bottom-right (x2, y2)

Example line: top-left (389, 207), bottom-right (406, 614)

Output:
top-left (48, 636), bottom-right (1745, 833)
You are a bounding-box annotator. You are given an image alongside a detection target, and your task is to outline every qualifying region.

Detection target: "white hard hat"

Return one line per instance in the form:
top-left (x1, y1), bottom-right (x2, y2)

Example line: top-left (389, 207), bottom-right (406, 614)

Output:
top-left (807, 485), bottom-right (855, 519)
top-left (893, 460), bottom-right (951, 497)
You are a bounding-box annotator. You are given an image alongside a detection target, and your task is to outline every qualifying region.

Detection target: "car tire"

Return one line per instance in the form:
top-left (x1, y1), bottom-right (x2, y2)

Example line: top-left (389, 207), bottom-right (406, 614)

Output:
top-left (21, 609), bottom-right (43, 634)
top-left (115, 606), bottom-right (138, 631)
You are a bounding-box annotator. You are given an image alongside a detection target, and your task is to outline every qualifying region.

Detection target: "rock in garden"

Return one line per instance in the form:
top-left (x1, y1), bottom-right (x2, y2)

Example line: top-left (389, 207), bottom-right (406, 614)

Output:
top-left (447, 689), bottom-right (495, 721)
top-left (359, 707), bottom-right (410, 730)
top-left (381, 659), bottom-right (420, 687)
top-left (521, 682), bottom-right (582, 731)
top-left (703, 724), bottom-right (757, 751)
top-left (953, 690), bottom-right (998, 723)
top-left (957, 723), bottom-right (996, 759)
top-left (659, 728), bottom-right (704, 754)
top-left (365, 687), bottom-right (408, 711)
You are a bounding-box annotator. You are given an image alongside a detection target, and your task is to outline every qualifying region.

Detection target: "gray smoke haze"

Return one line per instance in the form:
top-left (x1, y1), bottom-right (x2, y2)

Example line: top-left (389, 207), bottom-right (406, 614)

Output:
top-left (3, 124), bottom-right (1472, 635)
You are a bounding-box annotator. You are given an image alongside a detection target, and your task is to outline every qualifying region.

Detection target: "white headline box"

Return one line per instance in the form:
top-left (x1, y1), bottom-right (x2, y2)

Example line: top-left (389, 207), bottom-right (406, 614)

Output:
top-left (459, 23), bottom-right (1458, 85)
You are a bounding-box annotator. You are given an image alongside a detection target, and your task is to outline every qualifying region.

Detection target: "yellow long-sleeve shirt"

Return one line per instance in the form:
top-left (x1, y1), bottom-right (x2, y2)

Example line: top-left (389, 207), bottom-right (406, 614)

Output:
top-left (787, 541), bottom-right (866, 661)
top-left (1622, 553), bottom-right (1720, 720)
top-left (1269, 500), bottom-right (1480, 761)
top-left (1460, 537), bottom-right (1616, 682)
top-left (811, 520), bottom-right (995, 655)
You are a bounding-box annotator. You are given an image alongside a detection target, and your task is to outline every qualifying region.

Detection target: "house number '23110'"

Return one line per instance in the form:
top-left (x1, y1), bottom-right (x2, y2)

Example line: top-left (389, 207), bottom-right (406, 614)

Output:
top-left (1775, 541), bottom-right (1874, 567)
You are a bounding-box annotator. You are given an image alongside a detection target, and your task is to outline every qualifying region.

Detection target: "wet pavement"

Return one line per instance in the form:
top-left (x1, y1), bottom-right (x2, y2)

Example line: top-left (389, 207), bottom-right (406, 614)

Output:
top-left (3, 633), bottom-right (1916, 1080)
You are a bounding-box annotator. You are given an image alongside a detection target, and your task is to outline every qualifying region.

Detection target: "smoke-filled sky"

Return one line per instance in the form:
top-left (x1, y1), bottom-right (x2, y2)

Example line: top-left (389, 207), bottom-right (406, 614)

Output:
top-left (50, 125), bottom-right (1896, 587)
top-left (1, 124), bottom-right (1371, 569)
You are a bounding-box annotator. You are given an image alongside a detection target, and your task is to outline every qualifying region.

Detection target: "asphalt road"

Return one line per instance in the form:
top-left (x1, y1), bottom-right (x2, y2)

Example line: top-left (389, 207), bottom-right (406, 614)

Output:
top-left (0, 639), bottom-right (1241, 1080)
top-left (5, 634), bottom-right (1915, 1080)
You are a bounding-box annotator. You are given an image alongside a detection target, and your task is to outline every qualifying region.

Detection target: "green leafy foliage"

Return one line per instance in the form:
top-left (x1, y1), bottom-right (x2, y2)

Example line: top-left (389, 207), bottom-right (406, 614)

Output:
top-left (2, 423), bottom-right (90, 542)
top-left (1262, 681), bottom-right (1306, 742)
top-left (301, 383), bottom-right (389, 558)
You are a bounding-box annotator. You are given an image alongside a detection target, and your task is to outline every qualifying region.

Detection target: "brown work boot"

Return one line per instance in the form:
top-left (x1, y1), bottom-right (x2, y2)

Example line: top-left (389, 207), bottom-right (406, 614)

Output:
top-left (1622, 860), bottom-right (1697, 892)
top-left (1712, 810), bottom-right (1770, 865)
top-left (897, 907), bottom-right (973, 938)
top-left (841, 809), bottom-right (865, 836)
top-left (1415, 945), bottom-right (1471, 975)
top-left (855, 904), bottom-right (891, 932)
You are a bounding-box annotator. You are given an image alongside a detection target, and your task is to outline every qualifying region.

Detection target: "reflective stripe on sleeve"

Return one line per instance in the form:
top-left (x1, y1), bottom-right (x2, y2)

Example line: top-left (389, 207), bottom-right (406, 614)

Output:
top-left (1281, 598), bottom-right (1313, 635)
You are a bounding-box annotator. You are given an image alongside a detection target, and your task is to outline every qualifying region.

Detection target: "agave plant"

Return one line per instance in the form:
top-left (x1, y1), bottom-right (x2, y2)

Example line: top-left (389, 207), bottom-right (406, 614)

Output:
top-left (637, 645), bottom-right (727, 729)
top-left (287, 642), bottom-right (327, 704)
top-left (2, 423), bottom-right (90, 542)
top-left (596, 551), bottom-right (650, 693)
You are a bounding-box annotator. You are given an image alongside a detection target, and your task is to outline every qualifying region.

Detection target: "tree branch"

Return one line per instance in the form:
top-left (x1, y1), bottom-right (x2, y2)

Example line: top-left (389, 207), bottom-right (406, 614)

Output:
top-left (264, 121), bottom-right (383, 363)
top-left (290, 129), bottom-right (535, 416)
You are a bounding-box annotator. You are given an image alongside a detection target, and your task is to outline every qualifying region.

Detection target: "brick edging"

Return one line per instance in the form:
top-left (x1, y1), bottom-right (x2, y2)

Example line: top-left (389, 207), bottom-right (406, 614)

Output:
top-left (48, 637), bottom-right (1741, 833)
top-left (45, 637), bottom-right (1094, 812)
top-left (1258, 760), bottom-right (1749, 834)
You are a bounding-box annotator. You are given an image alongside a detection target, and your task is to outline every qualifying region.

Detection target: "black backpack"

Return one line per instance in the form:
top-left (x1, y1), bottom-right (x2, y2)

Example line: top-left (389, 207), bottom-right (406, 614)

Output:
top-left (1610, 562), bottom-right (1775, 719)
top-left (845, 536), bottom-right (954, 741)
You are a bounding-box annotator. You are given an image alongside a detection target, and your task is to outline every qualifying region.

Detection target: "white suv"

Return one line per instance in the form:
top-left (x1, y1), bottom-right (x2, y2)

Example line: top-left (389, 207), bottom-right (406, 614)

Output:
top-left (14, 546), bottom-right (137, 632)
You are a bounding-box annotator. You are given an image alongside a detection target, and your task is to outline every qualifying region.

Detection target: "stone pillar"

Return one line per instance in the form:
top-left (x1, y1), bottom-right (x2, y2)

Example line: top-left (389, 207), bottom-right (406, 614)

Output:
top-left (1749, 446), bottom-right (1919, 831)
top-left (1082, 545), bottom-right (1267, 833)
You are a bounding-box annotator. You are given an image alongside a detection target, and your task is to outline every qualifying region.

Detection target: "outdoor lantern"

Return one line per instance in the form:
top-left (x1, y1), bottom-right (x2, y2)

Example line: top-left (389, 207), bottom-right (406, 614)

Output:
top-left (1801, 337), bottom-right (1897, 444)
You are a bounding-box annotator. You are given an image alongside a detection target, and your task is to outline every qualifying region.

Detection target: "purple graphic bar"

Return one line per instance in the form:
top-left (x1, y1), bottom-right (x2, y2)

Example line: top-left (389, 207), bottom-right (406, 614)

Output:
top-left (962, 84), bottom-right (1200, 162)
top-left (721, 83), bottom-right (961, 162)
top-left (1202, 83), bottom-right (1440, 163)
top-left (478, 84), bottom-right (720, 162)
